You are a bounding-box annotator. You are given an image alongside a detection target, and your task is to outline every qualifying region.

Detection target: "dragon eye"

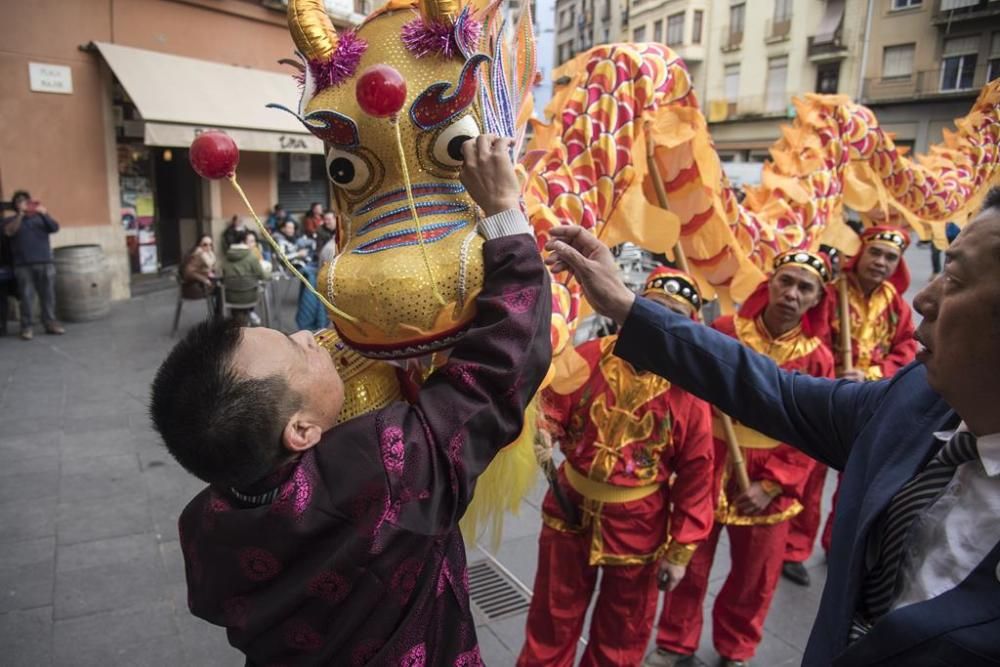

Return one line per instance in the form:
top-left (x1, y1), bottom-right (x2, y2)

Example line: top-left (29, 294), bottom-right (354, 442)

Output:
top-left (432, 115), bottom-right (481, 168)
top-left (326, 148), bottom-right (371, 190)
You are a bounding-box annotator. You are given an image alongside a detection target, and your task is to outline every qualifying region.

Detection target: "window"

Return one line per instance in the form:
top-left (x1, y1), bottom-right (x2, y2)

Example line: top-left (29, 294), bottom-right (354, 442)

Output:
top-left (891, 0), bottom-right (921, 8)
top-left (941, 36), bottom-right (979, 90)
top-left (816, 63), bottom-right (840, 93)
top-left (765, 56), bottom-right (788, 113)
top-left (882, 44), bottom-right (915, 78)
top-left (725, 64), bottom-right (741, 102)
top-left (667, 12), bottom-right (685, 45)
top-left (730, 3), bottom-right (745, 34)
top-left (654, 19), bottom-right (664, 43)
top-left (634, 25), bottom-right (647, 42)
top-left (774, 0), bottom-right (793, 22)
top-left (990, 32), bottom-right (1000, 80)
top-left (693, 10), bottom-right (704, 44)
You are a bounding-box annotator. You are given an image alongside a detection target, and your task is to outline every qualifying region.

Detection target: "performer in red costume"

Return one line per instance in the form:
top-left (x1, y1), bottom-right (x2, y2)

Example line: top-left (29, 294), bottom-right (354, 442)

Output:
top-left (647, 251), bottom-right (835, 667)
top-left (518, 267), bottom-right (715, 667)
top-left (781, 227), bottom-right (917, 583)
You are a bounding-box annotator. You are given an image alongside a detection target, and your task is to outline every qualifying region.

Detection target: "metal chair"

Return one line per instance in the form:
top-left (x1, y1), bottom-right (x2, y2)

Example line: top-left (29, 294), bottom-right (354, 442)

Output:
top-left (218, 280), bottom-right (270, 328)
top-left (171, 271), bottom-right (217, 337)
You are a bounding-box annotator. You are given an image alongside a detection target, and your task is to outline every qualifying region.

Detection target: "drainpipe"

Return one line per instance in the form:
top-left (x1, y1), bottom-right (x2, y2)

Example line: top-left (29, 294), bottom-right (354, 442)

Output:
top-left (856, 0), bottom-right (876, 100)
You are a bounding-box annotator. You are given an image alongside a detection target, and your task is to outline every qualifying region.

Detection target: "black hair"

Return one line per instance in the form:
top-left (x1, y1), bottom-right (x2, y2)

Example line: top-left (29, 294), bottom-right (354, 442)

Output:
top-left (149, 318), bottom-right (301, 488)
top-left (982, 187), bottom-right (1000, 214)
top-left (232, 228), bottom-right (250, 244)
top-left (12, 190), bottom-right (30, 204)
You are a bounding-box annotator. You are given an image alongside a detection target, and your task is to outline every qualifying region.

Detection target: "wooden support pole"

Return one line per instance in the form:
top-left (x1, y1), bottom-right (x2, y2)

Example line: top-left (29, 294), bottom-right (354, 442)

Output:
top-left (837, 276), bottom-right (853, 372)
top-left (645, 126), bottom-right (749, 493)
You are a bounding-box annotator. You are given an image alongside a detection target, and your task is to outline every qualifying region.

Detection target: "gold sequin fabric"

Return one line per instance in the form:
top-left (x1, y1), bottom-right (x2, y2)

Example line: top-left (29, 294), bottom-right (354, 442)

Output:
top-left (314, 328), bottom-right (402, 423)
top-left (308, 10), bottom-right (486, 358)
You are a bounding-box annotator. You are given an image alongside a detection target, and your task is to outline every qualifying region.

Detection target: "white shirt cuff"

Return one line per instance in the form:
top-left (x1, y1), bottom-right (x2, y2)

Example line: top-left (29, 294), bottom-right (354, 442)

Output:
top-left (478, 208), bottom-right (531, 240)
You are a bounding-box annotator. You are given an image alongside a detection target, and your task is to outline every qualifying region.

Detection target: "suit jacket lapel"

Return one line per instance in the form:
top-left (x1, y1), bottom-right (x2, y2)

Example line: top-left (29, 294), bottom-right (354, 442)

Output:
top-left (855, 403), bottom-right (956, 543)
top-left (836, 539), bottom-right (1000, 665)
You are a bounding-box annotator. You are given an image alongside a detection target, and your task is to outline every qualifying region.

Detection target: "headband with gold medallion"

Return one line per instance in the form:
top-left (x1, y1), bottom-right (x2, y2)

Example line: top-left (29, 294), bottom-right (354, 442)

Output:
top-left (642, 266), bottom-right (703, 314)
top-left (861, 225), bottom-right (909, 253)
top-left (773, 249), bottom-right (833, 285)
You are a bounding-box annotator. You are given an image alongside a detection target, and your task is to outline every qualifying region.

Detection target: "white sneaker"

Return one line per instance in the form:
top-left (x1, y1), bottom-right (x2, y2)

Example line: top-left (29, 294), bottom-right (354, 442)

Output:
top-left (249, 311), bottom-right (262, 326)
top-left (644, 648), bottom-right (693, 667)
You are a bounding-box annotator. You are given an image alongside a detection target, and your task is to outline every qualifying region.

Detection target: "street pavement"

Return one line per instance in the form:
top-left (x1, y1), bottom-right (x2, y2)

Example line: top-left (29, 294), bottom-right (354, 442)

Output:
top-left (0, 242), bottom-right (934, 666)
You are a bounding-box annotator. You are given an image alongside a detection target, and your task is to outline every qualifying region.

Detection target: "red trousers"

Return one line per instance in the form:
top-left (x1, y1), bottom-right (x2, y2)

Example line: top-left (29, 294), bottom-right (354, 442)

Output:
top-left (783, 462), bottom-right (826, 562)
top-left (518, 525), bottom-right (660, 667)
top-left (655, 519), bottom-right (790, 661)
top-left (820, 473), bottom-right (842, 553)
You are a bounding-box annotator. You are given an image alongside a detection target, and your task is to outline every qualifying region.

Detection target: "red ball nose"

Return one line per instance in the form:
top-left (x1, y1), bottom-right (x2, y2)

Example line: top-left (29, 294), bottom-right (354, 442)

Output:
top-left (355, 65), bottom-right (407, 118)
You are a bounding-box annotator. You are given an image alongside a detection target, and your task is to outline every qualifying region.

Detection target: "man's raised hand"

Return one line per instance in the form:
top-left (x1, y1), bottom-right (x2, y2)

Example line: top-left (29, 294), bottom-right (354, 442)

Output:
top-left (544, 225), bottom-right (636, 325)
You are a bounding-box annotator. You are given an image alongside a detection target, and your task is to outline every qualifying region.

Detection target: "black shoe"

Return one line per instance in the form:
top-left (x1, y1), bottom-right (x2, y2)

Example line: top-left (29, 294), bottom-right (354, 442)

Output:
top-left (781, 560), bottom-right (811, 586)
top-left (719, 660), bottom-right (749, 667)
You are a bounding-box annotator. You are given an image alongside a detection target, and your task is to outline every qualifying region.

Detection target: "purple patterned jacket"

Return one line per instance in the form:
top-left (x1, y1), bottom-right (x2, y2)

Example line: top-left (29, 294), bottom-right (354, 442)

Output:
top-left (178, 218), bottom-right (551, 666)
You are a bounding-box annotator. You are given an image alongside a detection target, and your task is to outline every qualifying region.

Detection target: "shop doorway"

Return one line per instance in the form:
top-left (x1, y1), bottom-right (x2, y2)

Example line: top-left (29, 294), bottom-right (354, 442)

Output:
top-left (153, 147), bottom-right (200, 268)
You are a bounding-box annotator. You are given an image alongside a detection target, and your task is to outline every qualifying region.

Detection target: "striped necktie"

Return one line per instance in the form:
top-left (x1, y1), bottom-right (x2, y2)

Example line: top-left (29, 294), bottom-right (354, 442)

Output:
top-left (859, 430), bottom-right (979, 624)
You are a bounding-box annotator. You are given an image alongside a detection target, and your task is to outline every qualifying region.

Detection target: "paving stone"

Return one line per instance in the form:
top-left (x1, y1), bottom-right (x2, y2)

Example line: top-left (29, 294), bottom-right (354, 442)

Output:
top-left (0, 468), bottom-right (60, 503)
top-left (477, 625), bottom-right (517, 665)
top-left (159, 539), bottom-right (187, 586)
top-left (59, 426), bottom-right (135, 460)
top-left (0, 559), bottom-right (54, 613)
top-left (0, 606), bottom-right (53, 667)
top-left (53, 556), bottom-right (168, 620)
top-left (0, 496), bottom-right (57, 544)
top-left (57, 532), bottom-right (159, 573)
top-left (0, 536), bottom-right (56, 571)
top-left (0, 453), bottom-right (59, 478)
top-left (0, 430), bottom-right (61, 464)
top-left (0, 417), bottom-right (63, 440)
top-left (56, 493), bottom-right (151, 545)
top-left (481, 534), bottom-right (540, 589)
top-left (59, 453), bottom-right (145, 503)
top-left (52, 600), bottom-right (177, 660)
top-left (61, 413), bottom-right (131, 434)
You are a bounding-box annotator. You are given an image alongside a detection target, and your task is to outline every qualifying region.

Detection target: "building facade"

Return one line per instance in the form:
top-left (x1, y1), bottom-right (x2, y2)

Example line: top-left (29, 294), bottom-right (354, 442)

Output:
top-left (0, 0), bottom-right (354, 300)
top-left (629, 0), bottom-right (712, 98)
top-left (860, 0), bottom-right (1000, 154)
top-left (702, 0), bottom-right (869, 163)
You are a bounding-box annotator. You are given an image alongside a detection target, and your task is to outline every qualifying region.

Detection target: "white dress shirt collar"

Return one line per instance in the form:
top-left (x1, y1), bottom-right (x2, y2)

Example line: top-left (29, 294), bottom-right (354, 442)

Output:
top-left (934, 422), bottom-right (1000, 478)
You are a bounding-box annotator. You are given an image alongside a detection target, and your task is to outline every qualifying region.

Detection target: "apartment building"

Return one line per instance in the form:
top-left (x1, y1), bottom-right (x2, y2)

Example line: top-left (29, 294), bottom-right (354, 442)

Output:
top-left (860, 0), bottom-right (1000, 153)
top-left (702, 0), bottom-right (869, 162)
top-left (629, 0), bottom-right (712, 98)
top-left (554, 0), bottom-right (631, 64)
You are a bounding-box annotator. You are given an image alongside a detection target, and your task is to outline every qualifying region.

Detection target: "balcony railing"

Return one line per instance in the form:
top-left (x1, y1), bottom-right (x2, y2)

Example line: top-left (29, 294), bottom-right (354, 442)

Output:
top-left (766, 17), bottom-right (792, 42)
top-left (932, 0), bottom-right (1000, 24)
top-left (720, 25), bottom-right (743, 52)
top-left (708, 95), bottom-right (792, 122)
top-left (861, 64), bottom-right (998, 102)
top-left (807, 31), bottom-right (848, 60)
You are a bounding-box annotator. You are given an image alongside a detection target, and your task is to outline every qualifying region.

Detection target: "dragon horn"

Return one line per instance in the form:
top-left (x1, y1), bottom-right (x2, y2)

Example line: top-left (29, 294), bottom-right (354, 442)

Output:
top-left (417, 0), bottom-right (462, 25)
top-left (288, 0), bottom-right (338, 62)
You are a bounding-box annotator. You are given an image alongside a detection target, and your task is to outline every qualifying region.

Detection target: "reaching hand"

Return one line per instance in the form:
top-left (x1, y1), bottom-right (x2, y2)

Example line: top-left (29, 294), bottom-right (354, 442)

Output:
top-left (838, 369), bottom-right (866, 383)
top-left (460, 135), bottom-right (520, 217)
top-left (544, 225), bottom-right (636, 324)
top-left (657, 560), bottom-right (687, 592)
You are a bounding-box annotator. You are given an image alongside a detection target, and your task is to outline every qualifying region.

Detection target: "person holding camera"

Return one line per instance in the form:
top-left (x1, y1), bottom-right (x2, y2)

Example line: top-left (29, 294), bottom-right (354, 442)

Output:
top-left (2, 190), bottom-right (64, 340)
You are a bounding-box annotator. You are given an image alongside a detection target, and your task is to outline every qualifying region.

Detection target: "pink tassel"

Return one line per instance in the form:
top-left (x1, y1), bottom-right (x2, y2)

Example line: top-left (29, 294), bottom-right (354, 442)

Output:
top-left (309, 30), bottom-right (368, 90)
top-left (402, 17), bottom-right (482, 59)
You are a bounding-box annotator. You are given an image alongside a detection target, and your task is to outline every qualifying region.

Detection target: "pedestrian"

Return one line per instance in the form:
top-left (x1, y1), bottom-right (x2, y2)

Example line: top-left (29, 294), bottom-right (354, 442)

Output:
top-left (301, 202), bottom-right (323, 237)
top-left (221, 215), bottom-right (246, 251)
top-left (2, 190), bottom-right (64, 340)
top-left (265, 203), bottom-right (290, 232)
top-left (790, 226), bottom-right (918, 577)
top-left (0, 220), bottom-right (15, 337)
top-left (275, 220), bottom-right (311, 271)
top-left (149, 135), bottom-right (552, 665)
top-left (518, 266), bottom-right (715, 667)
top-left (222, 229), bottom-right (270, 326)
top-left (542, 196), bottom-right (1000, 664)
top-left (647, 251), bottom-right (835, 667)
top-left (316, 210), bottom-right (338, 257)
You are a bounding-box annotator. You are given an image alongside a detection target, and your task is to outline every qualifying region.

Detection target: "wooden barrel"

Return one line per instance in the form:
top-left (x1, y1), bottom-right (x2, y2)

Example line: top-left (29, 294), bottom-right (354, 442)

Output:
top-left (54, 245), bottom-right (112, 322)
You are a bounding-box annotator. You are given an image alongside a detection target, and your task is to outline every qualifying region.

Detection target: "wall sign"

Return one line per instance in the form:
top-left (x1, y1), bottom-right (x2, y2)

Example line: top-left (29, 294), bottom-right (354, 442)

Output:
top-left (29, 63), bottom-right (73, 94)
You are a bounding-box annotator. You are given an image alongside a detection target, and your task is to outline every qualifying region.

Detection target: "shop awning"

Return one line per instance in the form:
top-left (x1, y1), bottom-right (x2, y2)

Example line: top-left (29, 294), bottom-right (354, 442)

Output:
top-left (812, 0), bottom-right (845, 45)
top-left (93, 41), bottom-right (323, 155)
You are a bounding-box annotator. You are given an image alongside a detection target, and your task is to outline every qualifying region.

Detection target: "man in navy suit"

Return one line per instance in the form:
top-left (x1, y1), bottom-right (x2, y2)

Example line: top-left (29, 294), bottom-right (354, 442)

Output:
top-left (542, 193), bottom-right (1000, 666)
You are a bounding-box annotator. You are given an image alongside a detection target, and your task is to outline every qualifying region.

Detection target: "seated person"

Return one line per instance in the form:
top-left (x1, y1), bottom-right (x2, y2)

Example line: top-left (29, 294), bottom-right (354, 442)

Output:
top-left (275, 221), bottom-right (312, 271)
top-left (180, 235), bottom-right (217, 300)
top-left (149, 136), bottom-right (552, 665)
top-left (222, 229), bottom-right (271, 326)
